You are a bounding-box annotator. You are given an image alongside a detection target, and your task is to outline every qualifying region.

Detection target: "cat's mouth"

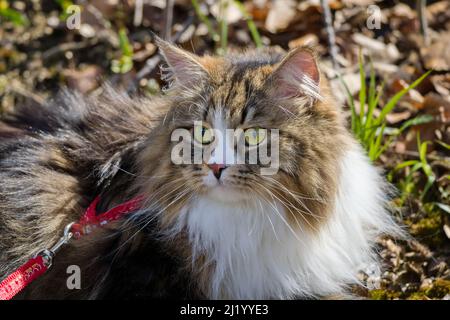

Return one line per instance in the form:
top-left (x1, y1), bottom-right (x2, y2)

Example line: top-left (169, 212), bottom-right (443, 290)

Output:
top-left (198, 165), bottom-right (253, 202)
top-left (203, 183), bottom-right (251, 203)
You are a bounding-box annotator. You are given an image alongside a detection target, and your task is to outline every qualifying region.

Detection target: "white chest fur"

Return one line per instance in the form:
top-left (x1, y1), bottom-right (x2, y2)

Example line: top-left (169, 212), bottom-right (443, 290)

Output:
top-left (171, 147), bottom-right (401, 299)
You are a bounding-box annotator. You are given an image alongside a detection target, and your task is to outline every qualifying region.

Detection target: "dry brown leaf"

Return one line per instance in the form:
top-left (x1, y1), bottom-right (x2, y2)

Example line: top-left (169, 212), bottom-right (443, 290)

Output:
top-left (408, 240), bottom-right (433, 259)
top-left (63, 65), bottom-right (102, 93)
top-left (288, 33), bottom-right (319, 48)
top-left (345, 0), bottom-right (381, 6)
top-left (352, 33), bottom-right (400, 62)
top-left (210, 1), bottom-right (243, 24)
top-left (420, 278), bottom-right (434, 291)
top-left (388, 78), bottom-right (424, 110)
top-left (421, 32), bottom-right (450, 71)
top-left (247, 1), bottom-right (270, 22)
top-left (386, 111), bottom-right (412, 124)
top-left (264, 0), bottom-right (297, 33)
top-left (427, 1), bottom-right (450, 30)
top-left (133, 42), bottom-right (157, 62)
top-left (423, 93), bottom-right (450, 123)
top-left (372, 62), bottom-right (399, 74)
top-left (443, 224), bottom-right (450, 240)
top-left (90, 0), bottom-right (120, 19)
top-left (391, 2), bottom-right (416, 19)
top-left (431, 74), bottom-right (450, 99)
top-left (385, 239), bottom-right (403, 256)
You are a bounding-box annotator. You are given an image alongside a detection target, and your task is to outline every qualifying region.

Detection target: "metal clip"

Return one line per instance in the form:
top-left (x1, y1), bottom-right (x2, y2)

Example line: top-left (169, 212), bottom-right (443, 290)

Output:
top-left (49, 222), bottom-right (75, 254)
top-left (35, 222), bottom-right (75, 268)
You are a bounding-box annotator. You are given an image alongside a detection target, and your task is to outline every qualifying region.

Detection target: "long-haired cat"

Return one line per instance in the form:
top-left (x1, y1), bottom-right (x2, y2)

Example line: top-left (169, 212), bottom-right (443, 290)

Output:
top-left (0, 38), bottom-right (402, 299)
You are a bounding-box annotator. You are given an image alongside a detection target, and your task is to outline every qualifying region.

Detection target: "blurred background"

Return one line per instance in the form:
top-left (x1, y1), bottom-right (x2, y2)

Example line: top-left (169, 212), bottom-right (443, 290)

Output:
top-left (0, 0), bottom-right (449, 299)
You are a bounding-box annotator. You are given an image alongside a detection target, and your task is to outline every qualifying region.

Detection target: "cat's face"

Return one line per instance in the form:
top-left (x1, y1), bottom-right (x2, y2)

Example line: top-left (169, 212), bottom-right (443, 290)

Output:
top-left (137, 39), bottom-right (350, 228)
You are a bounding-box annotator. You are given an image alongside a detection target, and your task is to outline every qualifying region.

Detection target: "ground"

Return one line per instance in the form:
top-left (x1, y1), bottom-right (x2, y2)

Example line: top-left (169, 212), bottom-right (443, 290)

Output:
top-left (0, 0), bottom-right (449, 300)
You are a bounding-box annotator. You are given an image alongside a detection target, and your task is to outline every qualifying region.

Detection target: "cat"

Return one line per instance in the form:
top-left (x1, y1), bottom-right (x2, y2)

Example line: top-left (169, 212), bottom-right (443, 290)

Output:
top-left (0, 38), bottom-right (403, 299)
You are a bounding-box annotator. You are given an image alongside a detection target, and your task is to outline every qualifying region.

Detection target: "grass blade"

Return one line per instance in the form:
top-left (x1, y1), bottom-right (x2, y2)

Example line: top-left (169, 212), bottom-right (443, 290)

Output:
top-left (364, 61), bottom-right (382, 140)
top-left (192, 0), bottom-right (220, 43)
top-left (370, 123), bottom-right (386, 161)
top-left (435, 202), bottom-right (450, 214)
top-left (0, 1), bottom-right (29, 26)
top-left (422, 174), bottom-right (436, 199)
top-left (398, 114), bottom-right (433, 133)
top-left (436, 140), bottom-right (450, 150)
top-left (376, 70), bottom-right (432, 125)
top-left (394, 160), bottom-right (420, 171)
top-left (219, 0), bottom-right (229, 54)
top-left (340, 76), bottom-right (359, 133)
top-left (233, 0), bottom-right (262, 48)
top-left (358, 51), bottom-right (367, 135)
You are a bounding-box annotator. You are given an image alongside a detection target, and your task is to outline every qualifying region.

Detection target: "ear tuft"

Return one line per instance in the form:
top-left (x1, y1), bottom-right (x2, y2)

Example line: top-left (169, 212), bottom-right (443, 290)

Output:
top-left (155, 36), bottom-right (208, 88)
top-left (270, 47), bottom-right (321, 101)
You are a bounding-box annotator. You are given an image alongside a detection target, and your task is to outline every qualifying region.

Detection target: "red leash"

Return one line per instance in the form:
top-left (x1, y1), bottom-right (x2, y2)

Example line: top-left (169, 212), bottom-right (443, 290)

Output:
top-left (0, 195), bottom-right (144, 300)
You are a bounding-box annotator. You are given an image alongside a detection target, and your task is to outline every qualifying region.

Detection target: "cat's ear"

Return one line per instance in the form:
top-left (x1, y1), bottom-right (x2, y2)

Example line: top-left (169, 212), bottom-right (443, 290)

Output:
top-left (155, 37), bottom-right (208, 88)
top-left (269, 47), bottom-right (321, 101)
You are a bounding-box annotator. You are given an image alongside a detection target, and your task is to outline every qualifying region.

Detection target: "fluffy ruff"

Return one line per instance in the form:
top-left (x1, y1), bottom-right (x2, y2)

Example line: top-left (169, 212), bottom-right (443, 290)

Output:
top-left (167, 146), bottom-right (402, 299)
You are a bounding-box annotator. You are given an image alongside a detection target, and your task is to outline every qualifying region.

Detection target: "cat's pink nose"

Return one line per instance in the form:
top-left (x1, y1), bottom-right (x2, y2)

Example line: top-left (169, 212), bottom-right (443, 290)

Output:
top-left (208, 163), bottom-right (226, 180)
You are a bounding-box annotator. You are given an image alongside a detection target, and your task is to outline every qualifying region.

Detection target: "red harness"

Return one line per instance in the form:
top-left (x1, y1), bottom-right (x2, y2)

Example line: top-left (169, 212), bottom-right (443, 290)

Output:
top-left (0, 195), bottom-right (144, 300)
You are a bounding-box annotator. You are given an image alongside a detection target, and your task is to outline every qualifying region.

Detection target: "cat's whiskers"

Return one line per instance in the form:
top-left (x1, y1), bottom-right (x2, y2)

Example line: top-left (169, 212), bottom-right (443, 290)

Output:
top-left (97, 183), bottom-right (189, 241)
top-left (253, 182), bottom-right (313, 235)
top-left (261, 175), bottom-right (326, 202)
top-left (114, 178), bottom-right (191, 235)
top-left (111, 183), bottom-right (194, 258)
top-left (141, 177), bottom-right (190, 205)
top-left (128, 179), bottom-right (189, 221)
top-left (112, 164), bottom-right (176, 180)
top-left (252, 187), bottom-right (302, 242)
top-left (264, 209), bottom-right (280, 242)
top-left (249, 197), bottom-right (264, 237)
top-left (257, 179), bottom-right (323, 233)
top-left (276, 104), bottom-right (297, 119)
top-left (188, 99), bottom-right (208, 115)
top-left (246, 175), bottom-right (323, 225)
top-left (259, 176), bottom-right (325, 222)
top-left (259, 184), bottom-right (317, 232)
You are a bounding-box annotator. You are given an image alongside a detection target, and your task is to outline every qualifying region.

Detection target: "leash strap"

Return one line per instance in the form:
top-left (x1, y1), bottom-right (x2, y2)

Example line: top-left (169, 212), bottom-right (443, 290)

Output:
top-left (0, 256), bottom-right (49, 300)
top-left (0, 195), bottom-right (144, 300)
top-left (71, 195), bottom-right (144, 238)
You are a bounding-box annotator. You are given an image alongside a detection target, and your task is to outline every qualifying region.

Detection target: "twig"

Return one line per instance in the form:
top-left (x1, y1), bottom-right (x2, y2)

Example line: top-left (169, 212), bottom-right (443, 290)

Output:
top-left (42, 39), bottom-right (98, 60)
top-left (320, 0), bottom-right (339, 70)
top-left (85, 2), bottom-right (112, 29)
top-left (416, 0), bottom-right (429, 46)
top-left (135, 55), bottom-right (161, 82)
top-left (128, 14), bottom-right (195, 93)
top-left (134, 0), bottom-right (144, 27)
top-left (163, 0), bottom-right (175, 41)
top-left (191, 0), bottom-right (220, 43)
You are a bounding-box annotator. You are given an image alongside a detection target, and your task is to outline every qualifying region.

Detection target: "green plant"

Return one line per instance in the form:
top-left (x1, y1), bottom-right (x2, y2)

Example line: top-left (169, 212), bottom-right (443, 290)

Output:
top-left (0, 0), bottom-right (28, 26)
top-left (54, 0), bottom-right (75, 20)
top-left (342, 52), bottom-right (432, 161)
top-left (392, 133), bottom-right (436, 200)
top-left (436, 140), bottom-right (450, 151)
top-left (111, 28), bottom-right (134, 74)
top-left (233, 0), bottom-right (262, 48)
top-left (191, 0), bottom-right (262, 54)
top-left (218, 0), bottom-right (229, 55)
top-left (191, 0), bottom-right (220, 44)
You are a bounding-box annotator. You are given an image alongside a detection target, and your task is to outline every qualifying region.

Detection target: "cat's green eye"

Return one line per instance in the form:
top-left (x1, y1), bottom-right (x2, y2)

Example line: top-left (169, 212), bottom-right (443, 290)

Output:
top-left (244, 128), bottom-right (266, 146)
top-left (194, 126), bottom-right (214, 144)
